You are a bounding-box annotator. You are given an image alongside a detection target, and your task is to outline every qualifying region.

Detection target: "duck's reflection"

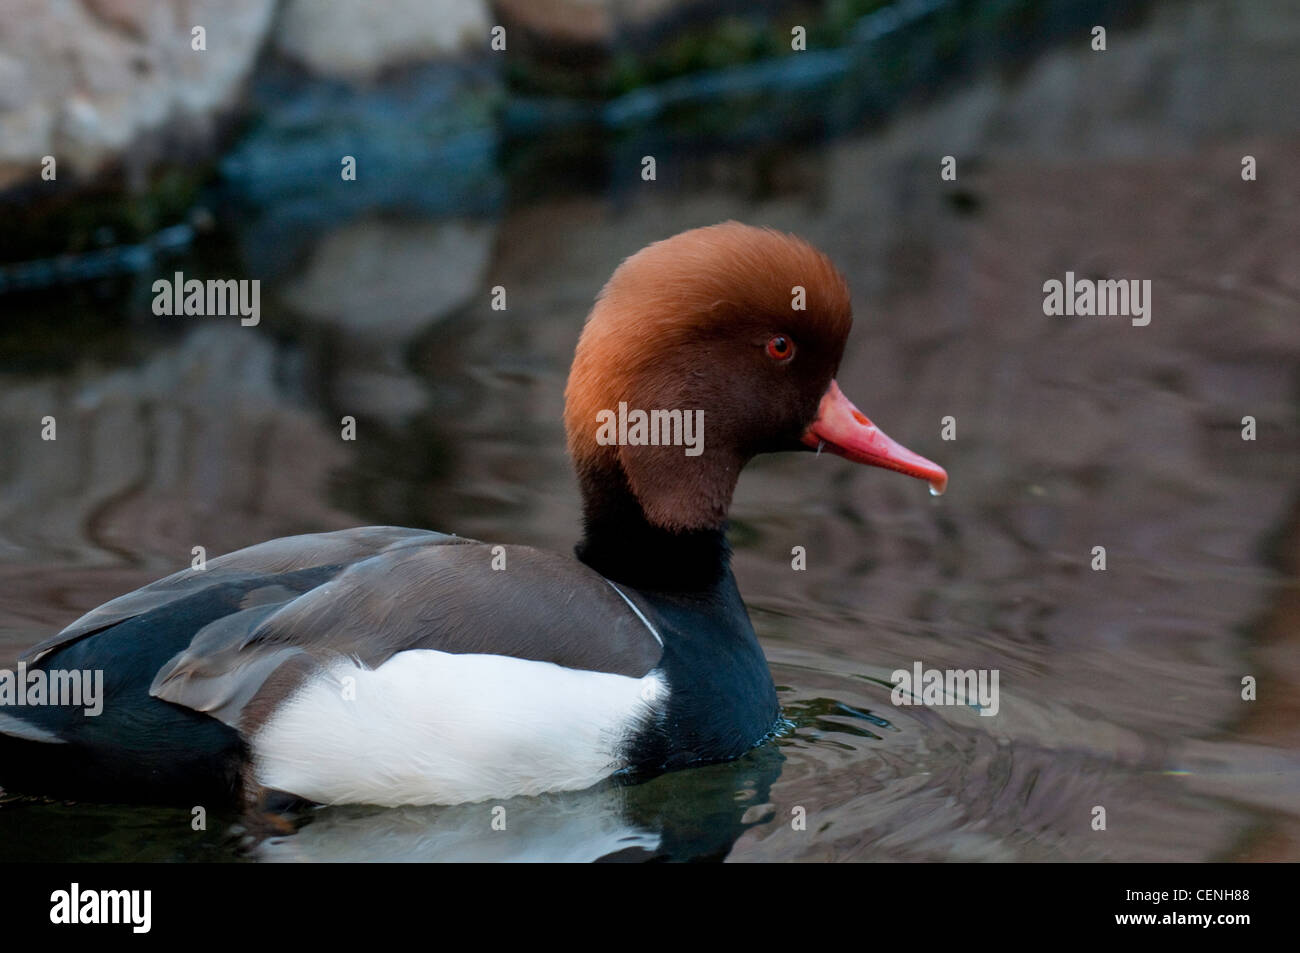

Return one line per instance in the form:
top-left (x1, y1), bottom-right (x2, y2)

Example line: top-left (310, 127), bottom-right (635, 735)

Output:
top-left (251, 744), bottom-right (785, 863)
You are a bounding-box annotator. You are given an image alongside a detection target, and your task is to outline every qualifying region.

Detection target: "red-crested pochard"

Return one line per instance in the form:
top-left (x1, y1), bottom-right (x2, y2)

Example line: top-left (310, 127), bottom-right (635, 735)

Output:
top-left (0, 223), bottom-right (946, 808)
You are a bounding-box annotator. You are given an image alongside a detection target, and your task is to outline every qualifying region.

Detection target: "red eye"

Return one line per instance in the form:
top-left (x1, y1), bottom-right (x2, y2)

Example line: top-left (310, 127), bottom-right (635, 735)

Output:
top-left (766, 335), bottom-right (794, 362)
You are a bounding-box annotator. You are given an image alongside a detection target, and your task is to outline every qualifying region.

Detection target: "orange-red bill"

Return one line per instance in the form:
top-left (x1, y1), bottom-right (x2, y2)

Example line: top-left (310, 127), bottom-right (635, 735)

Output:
top-left (801, 380), bottom-right (948, 495)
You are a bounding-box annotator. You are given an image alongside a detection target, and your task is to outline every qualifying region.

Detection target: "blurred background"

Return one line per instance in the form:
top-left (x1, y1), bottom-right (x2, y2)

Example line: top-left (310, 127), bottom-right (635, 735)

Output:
top-left (0, 0), bottom-right (1297, 861)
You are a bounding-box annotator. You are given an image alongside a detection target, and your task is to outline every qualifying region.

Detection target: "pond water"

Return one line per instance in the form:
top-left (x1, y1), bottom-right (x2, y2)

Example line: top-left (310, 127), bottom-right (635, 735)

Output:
top-left (0, 0), bottom-right (1297, 861)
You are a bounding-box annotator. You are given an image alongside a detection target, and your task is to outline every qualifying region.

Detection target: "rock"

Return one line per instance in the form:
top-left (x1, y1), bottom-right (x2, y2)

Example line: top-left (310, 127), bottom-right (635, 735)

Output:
top-left (276, 0), bottom-right (490, 79)
top-left (491, 0), bottom-right (618, 47)
top-left (82, 0), bottom-right (155, 39)
top-left (491, 0), bottom-right (693, 48)
top-left (0, 0), bottom-right (276, 191)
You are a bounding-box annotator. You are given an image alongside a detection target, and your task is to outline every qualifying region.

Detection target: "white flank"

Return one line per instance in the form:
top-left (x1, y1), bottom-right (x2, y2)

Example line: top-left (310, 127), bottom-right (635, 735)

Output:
top-left (252, 650), bottom-right (666, 807)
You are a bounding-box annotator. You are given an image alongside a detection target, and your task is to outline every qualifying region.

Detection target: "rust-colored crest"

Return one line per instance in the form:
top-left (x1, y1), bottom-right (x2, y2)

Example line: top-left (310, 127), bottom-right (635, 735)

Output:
top-left (565, 222), bottom-right (853, 532)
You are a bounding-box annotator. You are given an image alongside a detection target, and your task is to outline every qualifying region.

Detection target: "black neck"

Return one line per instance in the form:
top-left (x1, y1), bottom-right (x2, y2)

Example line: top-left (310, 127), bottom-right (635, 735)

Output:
top-left (575, 472), bottom-right (731, 592)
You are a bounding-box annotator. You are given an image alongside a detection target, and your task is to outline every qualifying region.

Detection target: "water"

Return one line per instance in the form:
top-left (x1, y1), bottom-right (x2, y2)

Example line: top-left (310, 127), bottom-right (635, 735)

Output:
top-left (1, 0), bottom-right (1297, 861)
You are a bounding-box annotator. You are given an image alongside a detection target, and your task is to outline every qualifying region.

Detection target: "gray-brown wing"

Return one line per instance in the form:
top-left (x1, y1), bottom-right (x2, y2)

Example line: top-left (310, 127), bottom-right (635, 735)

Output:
top-left (147, 536), bottom-right (666, 733)
top-left (22, 526), bottom-right (441, 665)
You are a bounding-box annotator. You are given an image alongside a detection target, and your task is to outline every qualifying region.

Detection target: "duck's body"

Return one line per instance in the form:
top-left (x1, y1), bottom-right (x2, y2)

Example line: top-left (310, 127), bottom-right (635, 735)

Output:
top-left (0, 223), bottom-right (944, 808)
top-left (2, 526), bottom-right (775, 807)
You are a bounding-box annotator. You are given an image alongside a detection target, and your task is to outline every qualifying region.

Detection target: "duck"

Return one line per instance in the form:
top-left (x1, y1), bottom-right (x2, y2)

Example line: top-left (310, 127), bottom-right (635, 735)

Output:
top-left (0, 222), bottom-right (946, 810)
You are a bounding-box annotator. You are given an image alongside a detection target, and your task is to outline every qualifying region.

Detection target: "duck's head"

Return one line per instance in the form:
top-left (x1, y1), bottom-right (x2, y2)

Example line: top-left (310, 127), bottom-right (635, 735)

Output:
top-left (565, 222), bottom-right (947, 537)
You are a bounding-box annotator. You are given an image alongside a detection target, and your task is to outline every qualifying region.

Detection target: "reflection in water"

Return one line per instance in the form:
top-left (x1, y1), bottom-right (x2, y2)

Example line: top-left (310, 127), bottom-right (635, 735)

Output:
top-left (257, 793), bottom-right (666, 864)
top-left (253, 744), bottom-right (785, 863)
top-left (1, 0), bottom-right (1298, 861)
